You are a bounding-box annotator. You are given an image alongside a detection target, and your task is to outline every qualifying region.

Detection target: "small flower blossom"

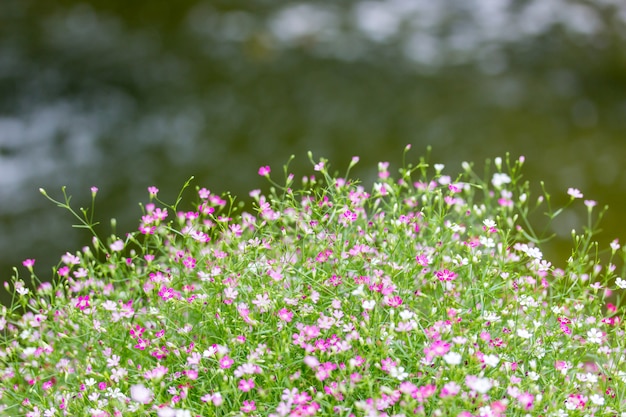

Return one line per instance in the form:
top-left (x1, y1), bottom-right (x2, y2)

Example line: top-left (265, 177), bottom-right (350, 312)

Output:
top-left (258, 166), bottom-right (271, 176)
top-left (219, 356), bottom-right (234, 369)
top-left (492, 173), bottom-right (511, 187)
top-left (110, 240), bottom-right (124, 251)
top-left (567, 187), bottom-right (583, 199)
top-left (130, 384), bottom-right (153, 404)
top-left (584, 200), bottom-right (596, 209)
top-left (465, 375), bottom-right (493, 394)
top-left (589, 394), bottom-right (604, 405)
top-left (241, 400), bottom-right (256, 413)
top-left (238, 378), bottom-right (255, 392)
top-left (443, 351), bottom-right (462, 365)
top-left (389, 366), bottom-right (408, 381)
top-left (75, 295), bottom-right (90, 311)
top-left (435, 269), bottom-right (457, 282)
top-left (586, 328), bottom-right (603, 344)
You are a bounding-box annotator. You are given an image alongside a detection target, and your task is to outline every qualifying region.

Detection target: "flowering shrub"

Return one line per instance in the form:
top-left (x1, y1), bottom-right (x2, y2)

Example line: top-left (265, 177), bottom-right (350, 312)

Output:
top-left (1, 148), bottom-right (625, 417)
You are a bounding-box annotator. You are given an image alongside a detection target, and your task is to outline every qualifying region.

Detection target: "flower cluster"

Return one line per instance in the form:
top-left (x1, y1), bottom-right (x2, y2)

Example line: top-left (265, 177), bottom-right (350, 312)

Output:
top-left (1, 150), bottom-right (625, 417)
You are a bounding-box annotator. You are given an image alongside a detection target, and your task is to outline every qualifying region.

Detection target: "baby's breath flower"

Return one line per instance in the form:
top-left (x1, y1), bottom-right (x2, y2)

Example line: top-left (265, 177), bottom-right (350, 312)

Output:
top-left (567, 187), bottom-right (583, 199)
top-left (586, 328), bottom-right (603, 344)
top-left (491, 173), bottom-right (511, 188)
top-left (443, 351), bottom-right (462, 365)
top-left (6, 152), bottom-right (625, 416)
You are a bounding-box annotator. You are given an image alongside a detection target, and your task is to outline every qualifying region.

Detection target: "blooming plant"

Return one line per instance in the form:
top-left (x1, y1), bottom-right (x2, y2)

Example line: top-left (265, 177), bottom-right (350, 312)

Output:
top-left (1, 147), bottom-right (625, 417)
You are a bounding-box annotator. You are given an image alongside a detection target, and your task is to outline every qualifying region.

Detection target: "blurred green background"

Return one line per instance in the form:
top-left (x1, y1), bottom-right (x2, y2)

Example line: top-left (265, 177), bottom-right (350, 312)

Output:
top-left (1, 0), bottom-right (626, 305)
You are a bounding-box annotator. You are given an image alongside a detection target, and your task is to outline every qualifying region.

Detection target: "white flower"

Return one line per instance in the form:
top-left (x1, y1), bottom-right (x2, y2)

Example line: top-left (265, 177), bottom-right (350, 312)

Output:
top-left (352, 284), bottom-right (365, 296)
top-left (482, 311), bottom-right (501, 322)
top-left (616, 277), bottom-right (626, 289)
top-left (16, 286), bottom-right (29, 296)
top-left (362, 300), bottom-right (376, 310)
top-left (567, 187), bottom-right (583, 199)
top-left (525, 247), bottom-right (543, 259)
top-left (443, 351), bottom-right (462, 365)
top-left (483, 354), bottom-right (499, 367)
top-left (157, 408), bottom-right (192, 417)
top-left (479, 236), bottom-right (495, 248)
top-left (527, 371), bottom-right (540, 381)
top-left (587, 328), bottom-right (603, 344)
top-left (449, 223), bottom-right (465, 233)
top-left (517, 328), bottom-right (532, 339)
top-left (399, 309), bottom-right (414, 320)
top-left (389, 366), bottom-right (408, 381)
top-left (491, 173), bottom-right (511, 188)
top-left (517, 243), bottom-right (543, 259)
top-left (466, 376), bottom-right (492, 394)
top-left (106, 387), bottom-right (126, 400)
top-left (478, 406), bottom-right (492, 416)
top-left (483, 219), bottom-right (496, 228)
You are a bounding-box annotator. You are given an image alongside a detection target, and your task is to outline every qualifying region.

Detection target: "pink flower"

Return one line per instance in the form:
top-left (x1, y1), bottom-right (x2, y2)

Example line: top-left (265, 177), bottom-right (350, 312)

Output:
top-left (424, 339), bottom-right (451, 362)
top-left (384, 295), bottom-right (403, 307)
top-left (148, 186), bottom-right (159, 197)
top-left (110, 240), bottom-right (124, 252)
top-left (414, 384), bottom-right (436, 402)
top-left (517, 391), bottom-right (534, 410)
top-left (219, 355), bottom-right (234, 369)
top-left (435, 269), bottom-right (457, 281)
top-left (22, 259), bottom-right (35, 269)
top-left (440, 381), bottom-right (461, 398)
top-left (258, 166), bottom-right (271, 176)
top-left (584, 199), bottom-right (597, 209)
top-left (278, 308), bottom-right (293, 322)
top-left (202, 392), bottom-right (223, 406)
top-left (198, 187), bottom-right (211, 199)
top-left (565, 393), bottom-right (587, 410)
top-left (130, 384), bottom-right (153, 404)
top-left (238, 378), bottom-right (255, 392)
top-left (212, 392), bottom-right (223, 406)
top-left (75, 295), bottom-right (90, 311)
top-left (241, 400), bottom-right (256, 413)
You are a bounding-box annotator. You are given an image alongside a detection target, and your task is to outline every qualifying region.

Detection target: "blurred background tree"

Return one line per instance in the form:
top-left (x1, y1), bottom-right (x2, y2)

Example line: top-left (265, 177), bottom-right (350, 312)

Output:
top-left (1, 0), bottom-right (625, 304)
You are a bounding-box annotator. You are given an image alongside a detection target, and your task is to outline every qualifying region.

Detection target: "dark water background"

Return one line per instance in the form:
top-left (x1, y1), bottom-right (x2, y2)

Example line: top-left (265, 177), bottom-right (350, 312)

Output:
top-left (1, 0), bottom-right (626, 306)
